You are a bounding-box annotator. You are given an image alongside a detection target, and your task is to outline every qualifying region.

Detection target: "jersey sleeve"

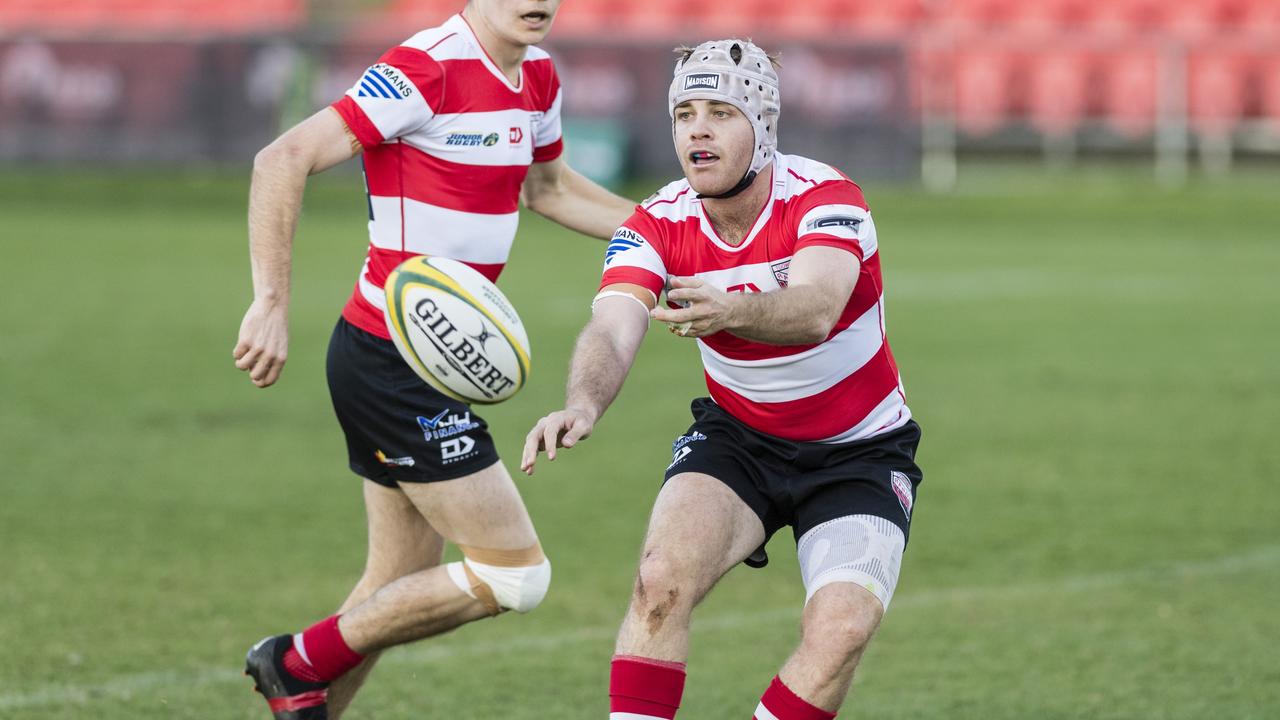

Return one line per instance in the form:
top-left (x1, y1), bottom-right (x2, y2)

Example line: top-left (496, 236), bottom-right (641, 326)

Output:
top-left (599, 209), bottom-right (667, 299)
top-left (330, 46), bottom-right (445, 149)
top-left (531, 64), bottom-right (564, 163)
top-left (792, 180), bottom-right (877, 262)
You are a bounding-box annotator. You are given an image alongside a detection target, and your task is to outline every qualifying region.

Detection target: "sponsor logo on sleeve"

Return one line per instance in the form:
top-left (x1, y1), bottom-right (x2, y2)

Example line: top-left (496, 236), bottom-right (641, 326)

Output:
top-left (356, 63), bottom-right (415, 100)
top-left (804, 215), bottom-right (863, 233)
top-left (890, 470), bottom-right (914, 520)
top-left (683, 73), bottom-right (720, 91)
top-left (604, 228), bottom-right (645, 265)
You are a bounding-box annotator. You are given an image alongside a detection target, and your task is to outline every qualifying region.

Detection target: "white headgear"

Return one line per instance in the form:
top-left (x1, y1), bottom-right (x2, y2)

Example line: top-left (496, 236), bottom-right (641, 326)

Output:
top-left (669, 39), bottom-right (780, 196)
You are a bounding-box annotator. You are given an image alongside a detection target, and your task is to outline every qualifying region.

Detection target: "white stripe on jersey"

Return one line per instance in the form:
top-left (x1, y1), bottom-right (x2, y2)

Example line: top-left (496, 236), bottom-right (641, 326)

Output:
top-left (698, 299), bottom-right (884, 404)
top-left (603, 228), bottom-right (666, 277)
top-left (798, 203), bottom-right (877, 259)
top-left (357, 258), bottom-right (386, 311)
top-left (368, 196), bottom-right (518, 263)
top-left (534, 88), bottom-right (563, 149)
top-left (346, 65), bottom-right (436, 141)
top-left (419, 108), bottom-right (539, 166)
top-left (823, 386), bottom-right (912, 443)
top-left (752, 703), bottom-right (781, 720)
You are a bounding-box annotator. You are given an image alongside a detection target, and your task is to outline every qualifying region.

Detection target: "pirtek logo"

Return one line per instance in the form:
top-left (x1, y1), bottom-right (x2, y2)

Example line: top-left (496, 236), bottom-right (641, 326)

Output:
top-left (411, 298), bottom-right (517, 399)
top-left (684, 73), bottom-right (720, 90)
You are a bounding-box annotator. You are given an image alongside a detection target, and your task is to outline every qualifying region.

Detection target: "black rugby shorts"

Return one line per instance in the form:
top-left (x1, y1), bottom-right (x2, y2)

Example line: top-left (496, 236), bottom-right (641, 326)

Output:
top-left (662, 397), bottom-right (923, 568)
top-left (326, 317), bottom-right (500, 487)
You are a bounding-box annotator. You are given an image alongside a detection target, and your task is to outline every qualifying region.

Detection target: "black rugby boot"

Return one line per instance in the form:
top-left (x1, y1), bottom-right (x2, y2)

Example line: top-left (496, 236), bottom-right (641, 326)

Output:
top-left (244, 634), bottom-right (329, 720)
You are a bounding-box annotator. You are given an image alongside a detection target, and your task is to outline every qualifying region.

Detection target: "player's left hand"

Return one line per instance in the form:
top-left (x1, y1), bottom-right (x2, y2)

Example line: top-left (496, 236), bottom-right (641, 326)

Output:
top-left (650, 276), bottom-right (738, 338)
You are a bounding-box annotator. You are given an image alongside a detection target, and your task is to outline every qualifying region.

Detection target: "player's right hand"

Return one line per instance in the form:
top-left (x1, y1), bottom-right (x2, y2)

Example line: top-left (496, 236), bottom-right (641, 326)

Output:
top-left (521, 408), bottom-right (595, 475)
top-left (233, 298), bottom-right (289, 388)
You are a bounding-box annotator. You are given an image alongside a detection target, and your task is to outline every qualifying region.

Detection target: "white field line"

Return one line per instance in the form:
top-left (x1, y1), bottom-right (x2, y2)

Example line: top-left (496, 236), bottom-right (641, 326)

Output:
top-left (2, 544), bottom-right (1277, 710)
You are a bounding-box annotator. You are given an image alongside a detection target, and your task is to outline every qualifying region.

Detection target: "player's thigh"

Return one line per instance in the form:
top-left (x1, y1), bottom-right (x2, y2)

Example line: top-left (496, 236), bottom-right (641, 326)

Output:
top-left (639, 472), bottom-right (767, 600)
top-left (397, 460), bottom-right (538, 550)
top-left (360, 479), bottom-right (445, 581)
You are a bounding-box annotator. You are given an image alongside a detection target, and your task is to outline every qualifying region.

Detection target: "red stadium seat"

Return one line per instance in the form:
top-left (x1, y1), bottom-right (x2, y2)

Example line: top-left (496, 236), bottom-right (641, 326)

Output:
top-left (1262, 54), bottom-right (1280, 123)
top-left (1027, 50), bottom-right (1091, 134)
top-left (953, 48), bottom-right (1019, 134)
top-left (1188, 49), bottom-right (1251, 132)
top-left (1099, 49), bottom-right (1160, 136)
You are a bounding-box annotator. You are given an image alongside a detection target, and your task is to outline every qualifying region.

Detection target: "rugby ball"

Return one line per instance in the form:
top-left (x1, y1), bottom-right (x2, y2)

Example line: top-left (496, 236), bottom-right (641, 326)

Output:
top-left (383, 256), bottom-right (531, 404)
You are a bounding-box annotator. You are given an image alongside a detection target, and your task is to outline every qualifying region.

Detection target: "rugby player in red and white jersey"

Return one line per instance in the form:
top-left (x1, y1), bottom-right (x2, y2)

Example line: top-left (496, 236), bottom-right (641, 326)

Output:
top-left (523, 40), bottom-right (923, 720)
top-left (232, 2), bottom-right (634, 718)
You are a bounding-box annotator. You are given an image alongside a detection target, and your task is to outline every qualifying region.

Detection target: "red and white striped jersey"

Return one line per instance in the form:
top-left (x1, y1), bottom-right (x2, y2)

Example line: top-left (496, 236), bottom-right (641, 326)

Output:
top-left (331, 13), bottom-right (564, 339)
top-left (600, 153), bottom-right (910, 444)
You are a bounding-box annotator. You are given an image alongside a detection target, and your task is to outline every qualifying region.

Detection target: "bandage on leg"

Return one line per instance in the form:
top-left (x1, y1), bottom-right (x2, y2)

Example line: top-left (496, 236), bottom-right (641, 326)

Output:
top-left (797, 515), bottom-right (905, 611)
top-left (445, 543), bottom-right (551, 616)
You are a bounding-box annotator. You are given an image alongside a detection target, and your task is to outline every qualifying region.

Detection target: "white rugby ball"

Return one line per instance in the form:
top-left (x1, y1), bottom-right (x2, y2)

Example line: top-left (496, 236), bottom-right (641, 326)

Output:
top-left (383, 255), bottom-right (531, 404)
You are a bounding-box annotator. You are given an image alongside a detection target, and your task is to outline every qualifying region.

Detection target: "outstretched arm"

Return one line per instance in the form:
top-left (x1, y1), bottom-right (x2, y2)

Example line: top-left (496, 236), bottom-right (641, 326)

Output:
top-left (521, 285), bottom-right (654, 474)
top-left (232, 109), bottom-right (361, 388)
top-left (521, 157), bottom-right (635, 240)
top-left (650, 245), bottom-right (859, 345)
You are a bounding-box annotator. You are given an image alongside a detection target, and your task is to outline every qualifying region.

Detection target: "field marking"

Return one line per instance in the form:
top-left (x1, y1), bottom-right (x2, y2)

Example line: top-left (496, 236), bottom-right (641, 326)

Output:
top-left (2, 543), bottom-right (1276, 710)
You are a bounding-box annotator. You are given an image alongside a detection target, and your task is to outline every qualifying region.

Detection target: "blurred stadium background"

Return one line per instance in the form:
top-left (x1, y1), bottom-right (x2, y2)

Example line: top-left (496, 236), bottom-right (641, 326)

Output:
top-left (1, 2), bottom-right (1277, 719)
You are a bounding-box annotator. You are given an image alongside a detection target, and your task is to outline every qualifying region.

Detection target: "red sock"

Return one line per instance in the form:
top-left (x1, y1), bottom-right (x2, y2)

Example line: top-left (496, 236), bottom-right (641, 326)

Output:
top-left (754, 676), bottom-right (836, 720)
top-left (281, 615), bottom-right (364, 683)
top-left (609, 655), bottom-right (687, 719)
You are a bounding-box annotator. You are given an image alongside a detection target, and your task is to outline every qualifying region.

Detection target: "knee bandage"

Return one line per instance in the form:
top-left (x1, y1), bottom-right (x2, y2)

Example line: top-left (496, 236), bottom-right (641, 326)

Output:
top-left (446, 544), bottom-right (551, 615)
top-left (797, 515), bottom-right (905, 611)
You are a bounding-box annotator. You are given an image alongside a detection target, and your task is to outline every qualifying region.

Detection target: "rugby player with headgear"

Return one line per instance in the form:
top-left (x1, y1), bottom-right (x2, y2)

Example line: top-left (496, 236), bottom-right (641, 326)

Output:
top-left (523, 39), bottom-right (923, 720)
top-left (231, 1), bottom-right (636, 718)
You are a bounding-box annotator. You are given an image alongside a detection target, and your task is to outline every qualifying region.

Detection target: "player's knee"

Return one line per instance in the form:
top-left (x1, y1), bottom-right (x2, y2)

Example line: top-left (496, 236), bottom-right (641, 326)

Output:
top-left (631, 549), bottom-right (693, 614)
top-left (803, 586), bottom-right (882, 658)
top-left (445, 544), bottom-right (551, 615)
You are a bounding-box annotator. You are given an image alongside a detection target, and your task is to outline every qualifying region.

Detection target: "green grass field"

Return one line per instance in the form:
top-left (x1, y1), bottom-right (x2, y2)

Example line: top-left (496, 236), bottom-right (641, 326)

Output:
top-left (1, 165), bottom-right (1277, 719)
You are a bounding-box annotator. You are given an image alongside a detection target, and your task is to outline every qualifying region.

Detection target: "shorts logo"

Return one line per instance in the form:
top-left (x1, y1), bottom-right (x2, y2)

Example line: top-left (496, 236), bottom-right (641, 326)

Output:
top-left (441, 436), bottom-right (477, 462)
top-left (418, 411), bottom-right (481, 441)
top-left (890, 471), bottom-right (914, 520)
top-left (771, 259), bottom-right (791, 287)
top-left (668, 431), bottom-right (706, 469)
top-left (375, 449), bottom-right (416, 467)
top-left (684, 73), bottom-right (720, 91)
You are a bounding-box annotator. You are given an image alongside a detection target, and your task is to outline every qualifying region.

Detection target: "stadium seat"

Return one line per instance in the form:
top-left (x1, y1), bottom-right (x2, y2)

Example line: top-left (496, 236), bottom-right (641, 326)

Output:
top-left (1262, 54), bottom-right (1280, 123)
top-left (954, 48), bottom-right (1019, 134)
top-left (1188, 49), bottom-right (1250, 131)
top-left (1027, 50), bottom-right (1091, 135)
top-left (1101, 49), bottom-right (1159, 136)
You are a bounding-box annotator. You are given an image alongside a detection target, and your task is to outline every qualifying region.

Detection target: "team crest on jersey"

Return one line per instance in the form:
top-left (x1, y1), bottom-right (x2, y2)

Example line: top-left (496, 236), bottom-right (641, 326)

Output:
top-left (356, 64), bottom-right (414, 100)
top-left (890, 471), bottom-right (914, 520)
top-left (771, 259), bottom-right (791, 287)
top-left (605, 228), bottom-right (645, 266)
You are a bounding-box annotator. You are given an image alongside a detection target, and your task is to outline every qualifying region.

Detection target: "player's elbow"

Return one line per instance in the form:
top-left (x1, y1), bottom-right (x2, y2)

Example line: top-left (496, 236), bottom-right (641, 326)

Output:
top-left (800, 305), bottom-right (842, 343)
top-left (253, 136), bottom-right (310, 177)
